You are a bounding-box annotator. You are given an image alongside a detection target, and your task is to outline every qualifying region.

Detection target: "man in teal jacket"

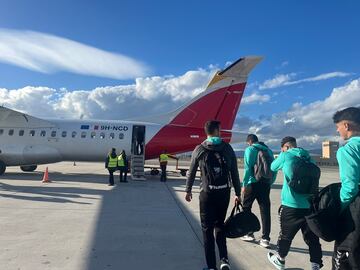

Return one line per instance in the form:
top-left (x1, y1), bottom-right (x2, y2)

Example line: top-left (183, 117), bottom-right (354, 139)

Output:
top-left (332, 107), bottom-right (360, 269)
top-left (267, 136), bottom-right (323, 270)
top-left (240, 134), bottom-right (276, 248)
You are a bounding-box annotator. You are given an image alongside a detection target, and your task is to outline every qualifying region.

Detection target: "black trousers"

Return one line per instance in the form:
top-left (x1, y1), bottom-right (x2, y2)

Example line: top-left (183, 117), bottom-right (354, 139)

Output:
top-left (278, 205), bottom-right (323, 266)
top-left (160, 164), bottom-right (167, 182)
top-left (200, 189), bottom-right (230, 269)
top-left (242, 181), bottom-right (271, 240)
top-left (119, 167), bottom-right (127, 182)
top-left (108, 169), bottom-right (115, 185)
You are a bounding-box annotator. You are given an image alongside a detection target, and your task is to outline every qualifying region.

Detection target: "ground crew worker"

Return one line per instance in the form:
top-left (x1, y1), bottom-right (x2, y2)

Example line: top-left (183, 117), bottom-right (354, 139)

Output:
top-left (332, 107), bottom-right (360, 269)
top-left (267, 136), bottom-right (323, 270)
top-left (159, 150), bottom-right (178, 182)
top-left (241, 134), bottom-right (276, 248)
top-left (105, 148), bottom-right (117, 186)
top-left (118, 150), bottom-right (128, 183)
top-left (185, 120), bottom-right (241, 270)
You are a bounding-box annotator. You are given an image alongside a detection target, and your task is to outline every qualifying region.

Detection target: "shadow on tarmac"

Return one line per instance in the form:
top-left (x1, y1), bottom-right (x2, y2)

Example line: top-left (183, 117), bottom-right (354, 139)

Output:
top-left (84, 175), bottom-right (210, 270)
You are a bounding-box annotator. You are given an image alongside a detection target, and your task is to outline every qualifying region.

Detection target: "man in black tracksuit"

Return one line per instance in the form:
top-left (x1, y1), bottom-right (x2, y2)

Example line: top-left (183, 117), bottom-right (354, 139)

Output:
top-left (185, 120), bottom-right (241, 270)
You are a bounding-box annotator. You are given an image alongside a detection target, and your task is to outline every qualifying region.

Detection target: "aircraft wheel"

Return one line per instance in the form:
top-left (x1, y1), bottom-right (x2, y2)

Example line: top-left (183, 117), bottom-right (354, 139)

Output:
top-left (20, 165), bottom-right (38, 172)
top-left (150, 169), bottom-right (160, 175)
top-left (0, 161), bottom-right (6, 175)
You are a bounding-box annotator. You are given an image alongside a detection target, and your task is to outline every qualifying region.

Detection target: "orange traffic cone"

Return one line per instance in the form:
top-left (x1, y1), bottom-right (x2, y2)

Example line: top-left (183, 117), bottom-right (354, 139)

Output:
top-left (42, 167), bottom-right (51, 183)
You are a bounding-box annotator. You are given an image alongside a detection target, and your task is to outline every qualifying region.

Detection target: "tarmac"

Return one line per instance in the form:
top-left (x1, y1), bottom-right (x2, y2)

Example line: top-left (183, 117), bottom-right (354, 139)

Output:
top-left (0, 161), bottom-right (339, 270)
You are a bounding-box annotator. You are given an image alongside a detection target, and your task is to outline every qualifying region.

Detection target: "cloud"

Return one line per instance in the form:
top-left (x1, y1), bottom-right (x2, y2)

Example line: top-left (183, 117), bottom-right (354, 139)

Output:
top-left (259, 71), bottom-right (352, 90)
top-left (259, 73), bottom-right (296, 89)
top-left (245, 78), bottom-right (360, 149)
top-left (0, 28), bottom-right (150, 79)
top-left (0, 66), bottom-right (216, 120)
top-left (242, 92), bottom-right (271, 104)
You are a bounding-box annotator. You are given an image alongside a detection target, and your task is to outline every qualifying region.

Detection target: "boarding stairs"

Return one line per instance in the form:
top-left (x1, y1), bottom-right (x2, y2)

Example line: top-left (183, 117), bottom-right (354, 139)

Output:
top-left (131, 154), bottom-right (146, 180)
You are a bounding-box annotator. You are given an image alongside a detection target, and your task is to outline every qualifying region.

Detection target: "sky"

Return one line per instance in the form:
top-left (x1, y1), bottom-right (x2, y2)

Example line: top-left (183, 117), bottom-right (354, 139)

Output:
top-left (0, 0), bottom-right (360, 150)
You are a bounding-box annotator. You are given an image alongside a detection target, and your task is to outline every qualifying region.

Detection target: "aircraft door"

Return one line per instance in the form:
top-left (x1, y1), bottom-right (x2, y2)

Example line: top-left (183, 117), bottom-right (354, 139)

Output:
top-left (131, 125), bottom-right (145, 155)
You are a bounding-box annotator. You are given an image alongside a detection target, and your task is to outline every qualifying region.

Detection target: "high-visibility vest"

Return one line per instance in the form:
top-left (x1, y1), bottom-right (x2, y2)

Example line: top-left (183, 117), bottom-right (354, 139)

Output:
top-left (108, 155), bottom-right (118, 168)
top-left (118, 154), bottom-right (125, 167)
top-left (160, 154), bottom-right (169, 163)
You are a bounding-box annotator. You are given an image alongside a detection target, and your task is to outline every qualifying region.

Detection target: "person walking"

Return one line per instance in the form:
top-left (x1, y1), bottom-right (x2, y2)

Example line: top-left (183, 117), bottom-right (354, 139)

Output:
top-left (185, 120), bottom-right (241, 270)
top-left (105, 148), bottom-right (117, 186)
top-left (267, 136), bottom-right (323, 270)
top-left (118, 150), bottom-right (128, 183)
top-left (240, 134), bottom-right (275, 248)
top-left (332, 107), bottom-right (360, 269)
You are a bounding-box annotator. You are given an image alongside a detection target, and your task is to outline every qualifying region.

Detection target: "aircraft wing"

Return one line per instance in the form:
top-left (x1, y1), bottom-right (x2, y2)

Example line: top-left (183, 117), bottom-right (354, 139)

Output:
top-left (0, 106), bottom-right (55, 128)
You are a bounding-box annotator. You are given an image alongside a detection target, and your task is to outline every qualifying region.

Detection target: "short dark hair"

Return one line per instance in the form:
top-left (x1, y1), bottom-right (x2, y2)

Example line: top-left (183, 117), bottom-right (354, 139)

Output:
top-left (333, 107), bottom-right (360, 126)
top-left (204, 120), bottom-right (220, 135)
top-left (246, 134), bottom-right (259, 143)
top-left (281, 136), bottom-right (297, 147)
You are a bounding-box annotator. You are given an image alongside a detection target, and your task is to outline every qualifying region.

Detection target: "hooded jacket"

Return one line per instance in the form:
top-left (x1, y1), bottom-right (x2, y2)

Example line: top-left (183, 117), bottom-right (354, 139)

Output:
top-left (243, 142), bottom-right (276, 187)
top-left (271, 147), bottom-right (315, 208)
top-left (185, 138), bottom-right (241, 196)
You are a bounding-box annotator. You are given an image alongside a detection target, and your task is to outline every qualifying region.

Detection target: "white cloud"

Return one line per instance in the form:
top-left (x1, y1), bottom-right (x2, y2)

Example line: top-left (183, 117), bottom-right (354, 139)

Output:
top-left (259, 73), bottom-right (296, 89)
top-left (0, 28), bottom-right (149, 79)
top-left (248, 78), bottom-right (360, 149)
top-left (259, 71), bottom-right (352, 90)
top-left (242, 92), bottom-right (271, 104)
top-left (0, 67), bottom-right (216, 120)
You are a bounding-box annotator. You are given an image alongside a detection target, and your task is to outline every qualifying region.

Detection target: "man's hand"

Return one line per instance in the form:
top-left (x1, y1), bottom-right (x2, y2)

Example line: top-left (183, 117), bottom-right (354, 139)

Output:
top-left (234, 196), bottom-right (240, 206)
top-left (185, 192), bottom-right (192, 202)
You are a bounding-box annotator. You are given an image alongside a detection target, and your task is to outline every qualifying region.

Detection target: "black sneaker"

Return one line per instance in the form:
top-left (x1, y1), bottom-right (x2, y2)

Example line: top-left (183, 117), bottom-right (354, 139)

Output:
top-left (220, 258), bottom-right (230, 270)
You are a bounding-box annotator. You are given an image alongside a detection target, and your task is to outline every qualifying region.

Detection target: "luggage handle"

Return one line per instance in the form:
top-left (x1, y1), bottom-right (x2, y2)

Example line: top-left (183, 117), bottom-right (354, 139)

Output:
top-left (230, 202), bottom-right (243, 217)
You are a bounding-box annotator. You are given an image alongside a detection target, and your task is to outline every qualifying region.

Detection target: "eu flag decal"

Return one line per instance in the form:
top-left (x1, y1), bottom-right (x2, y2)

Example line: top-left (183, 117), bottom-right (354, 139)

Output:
top-left (81, 125), bottom-right (90, 130)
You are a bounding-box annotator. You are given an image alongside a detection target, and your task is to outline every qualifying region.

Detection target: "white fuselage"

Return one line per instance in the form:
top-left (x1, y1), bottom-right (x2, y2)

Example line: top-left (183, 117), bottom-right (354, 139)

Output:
top-left (0, 119), bottom-right (161, 166)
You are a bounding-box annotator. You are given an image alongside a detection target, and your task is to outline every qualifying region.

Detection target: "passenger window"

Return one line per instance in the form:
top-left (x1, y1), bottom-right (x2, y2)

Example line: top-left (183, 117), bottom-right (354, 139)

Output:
top-left (100, 132), bottom-right (105, 139)
top-left (119, 133), bottom-right (124, 140)
top-left (9, 129), bottom-right (14, 136)
top-left (51, 131), bottom-right (57, 137)
top-left (72, 131), bottom-right (77, 138)
top-left (62, 131), bottom-right (67, 138)
top-left (0, 129), bottom-right (3, 135)
top-left (110, 133), bottom-right (115, 139)
top-left (91, 132), bottom-right (96, 138)
top-left (40, 131), bottom-right (46, 137)
top-left (81, 132), bottom-right (86, 138)
top-left (19, 130), bottom-right (24, 136)
top-left (29, 130), bottom-right (35, 136)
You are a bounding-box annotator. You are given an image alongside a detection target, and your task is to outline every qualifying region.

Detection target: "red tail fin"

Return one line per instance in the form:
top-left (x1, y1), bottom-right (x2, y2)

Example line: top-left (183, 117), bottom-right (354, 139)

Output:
top-left (167, 56), bottom-right (262, 130)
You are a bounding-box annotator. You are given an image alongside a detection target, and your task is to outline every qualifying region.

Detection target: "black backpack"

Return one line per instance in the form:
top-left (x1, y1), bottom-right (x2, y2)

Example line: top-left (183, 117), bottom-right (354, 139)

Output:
top-left (199, 147), bottom-right (230, 192)
top-left (289, 156), bottom-right (320, 194)
top-left (253, 147), bottom-right (274, 182)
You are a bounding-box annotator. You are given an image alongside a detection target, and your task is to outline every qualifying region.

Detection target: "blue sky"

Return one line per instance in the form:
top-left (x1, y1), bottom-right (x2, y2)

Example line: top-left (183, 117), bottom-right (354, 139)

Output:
top-left (1, 0), bottom-right (360, 148)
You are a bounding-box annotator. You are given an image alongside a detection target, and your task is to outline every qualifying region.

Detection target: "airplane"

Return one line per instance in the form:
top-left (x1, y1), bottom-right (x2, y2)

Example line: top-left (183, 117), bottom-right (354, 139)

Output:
top-left (0, 56), bottom-right (262, 175)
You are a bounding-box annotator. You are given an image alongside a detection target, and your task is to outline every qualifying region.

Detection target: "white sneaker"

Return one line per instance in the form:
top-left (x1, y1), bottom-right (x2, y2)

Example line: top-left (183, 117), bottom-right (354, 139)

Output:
top-left (267, 252), bottom-right (285, 270)
top-left (240, 234), bottom-right (255, 242)
top-left (220, 258), bottom-right (231, 270)
top-left (311, 262), bottom-right (321, 270)
top-left (259, 238), bottom-right (270, 248)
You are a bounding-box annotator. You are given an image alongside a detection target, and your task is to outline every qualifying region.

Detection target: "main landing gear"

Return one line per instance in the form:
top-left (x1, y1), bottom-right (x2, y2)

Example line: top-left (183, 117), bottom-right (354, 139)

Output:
top-left (20, 165), bottom-right (38, 172)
